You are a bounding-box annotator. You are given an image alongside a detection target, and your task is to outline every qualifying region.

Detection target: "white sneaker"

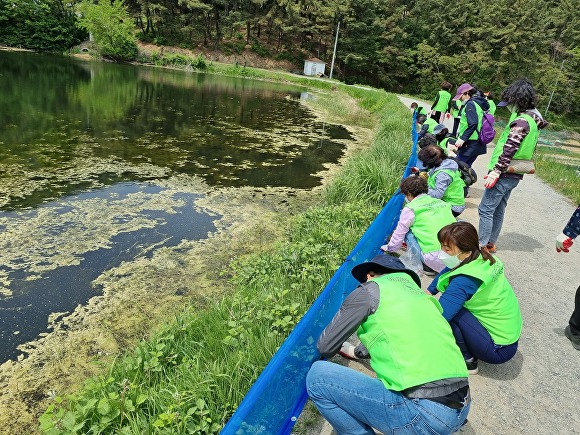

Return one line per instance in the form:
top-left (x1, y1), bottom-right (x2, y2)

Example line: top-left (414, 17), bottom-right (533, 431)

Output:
top-left (338, 342), bottom-right (358, 359)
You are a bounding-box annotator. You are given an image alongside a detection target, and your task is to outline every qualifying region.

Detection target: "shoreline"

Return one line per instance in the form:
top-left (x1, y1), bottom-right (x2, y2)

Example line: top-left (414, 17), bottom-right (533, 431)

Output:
top-left (0, 53), bottom-right (379, 433)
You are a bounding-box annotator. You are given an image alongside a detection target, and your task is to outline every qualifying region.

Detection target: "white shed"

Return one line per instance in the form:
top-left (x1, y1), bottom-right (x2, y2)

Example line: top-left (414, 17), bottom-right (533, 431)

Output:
top-left (303, 58), bottom-right (326, 76)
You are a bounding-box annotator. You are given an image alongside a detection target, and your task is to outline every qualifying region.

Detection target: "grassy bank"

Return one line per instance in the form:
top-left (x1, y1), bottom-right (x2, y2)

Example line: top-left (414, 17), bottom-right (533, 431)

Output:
top-left (536, 146), bottom-right (580, 204)
top-left (38, 69), bottom-right (412, 432)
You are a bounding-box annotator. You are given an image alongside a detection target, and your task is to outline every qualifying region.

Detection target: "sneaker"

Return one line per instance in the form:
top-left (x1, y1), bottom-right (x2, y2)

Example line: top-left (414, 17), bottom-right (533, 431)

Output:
top-left (564, 326), bottom-right (580, 350)
top-left (485, 243), bottom-right (497, 253)
top-left (465, 358), bottom-right (478, 375)
top-left (422, 263), bottom-right (437, 277)
top-left (338, 342), bottom-right (358, 359)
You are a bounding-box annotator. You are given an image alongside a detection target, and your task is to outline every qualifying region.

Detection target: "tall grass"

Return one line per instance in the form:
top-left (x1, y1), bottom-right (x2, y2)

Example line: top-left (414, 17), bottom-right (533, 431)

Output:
top-left (39, 76), bottom-right (412, 434)
top-left (325, 93), bottom-right (411, 208)
top-left (535, 151), bottom-right (580, 203)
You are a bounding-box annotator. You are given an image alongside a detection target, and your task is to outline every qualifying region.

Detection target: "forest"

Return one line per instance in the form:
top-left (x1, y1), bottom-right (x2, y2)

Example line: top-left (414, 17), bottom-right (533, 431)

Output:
top-left (1, 0), bottom-right (579, 119)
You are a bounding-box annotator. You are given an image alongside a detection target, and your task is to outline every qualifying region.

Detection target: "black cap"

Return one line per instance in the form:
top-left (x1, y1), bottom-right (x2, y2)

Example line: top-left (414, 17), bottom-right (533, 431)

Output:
top-left (351, 254), bottom-right (422, 286)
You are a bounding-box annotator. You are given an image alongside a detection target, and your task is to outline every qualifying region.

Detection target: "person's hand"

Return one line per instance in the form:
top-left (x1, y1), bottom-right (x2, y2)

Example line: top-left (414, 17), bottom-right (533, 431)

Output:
top-left (556, 233), bottom-right (574, 253)
top-left (483, 169), bottom-right (501, 188)
top-left (454, 138), bottom-right (465, 149)
top-left (380, 244), bottom-right (388, 252)
top-left (338, 342), bottom-right (358, 360)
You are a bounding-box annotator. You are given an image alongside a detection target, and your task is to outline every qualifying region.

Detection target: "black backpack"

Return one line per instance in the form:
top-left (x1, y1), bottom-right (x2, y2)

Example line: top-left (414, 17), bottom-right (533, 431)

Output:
top-left (450, 158), bottom-right (477, 186)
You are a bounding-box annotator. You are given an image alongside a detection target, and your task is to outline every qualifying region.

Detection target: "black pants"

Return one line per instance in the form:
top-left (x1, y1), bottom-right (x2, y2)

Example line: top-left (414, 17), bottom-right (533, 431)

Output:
top-left (452, 118), bottom-right (460, 137)
top-left (431, 111), bottom-right (442, 122)
top-left (570, 285), bottom-right (580, 335)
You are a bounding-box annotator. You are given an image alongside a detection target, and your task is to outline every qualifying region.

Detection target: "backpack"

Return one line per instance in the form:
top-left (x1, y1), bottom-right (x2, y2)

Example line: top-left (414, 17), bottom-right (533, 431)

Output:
top-left (476, 110), bottom-right (496, 145)
top-left (450, 158), bottom-right (477, 186)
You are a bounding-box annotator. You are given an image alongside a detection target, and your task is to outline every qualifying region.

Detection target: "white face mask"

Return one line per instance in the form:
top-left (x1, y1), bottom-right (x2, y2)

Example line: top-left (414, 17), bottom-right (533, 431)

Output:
top-left (507, 104), bottom-right (518, 113)
top-left (438, 251), bottom-right (462, 269)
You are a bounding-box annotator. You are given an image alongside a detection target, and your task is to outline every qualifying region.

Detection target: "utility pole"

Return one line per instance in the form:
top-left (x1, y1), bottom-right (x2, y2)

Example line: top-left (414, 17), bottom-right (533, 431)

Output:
top-left (329, 21), bottom-right (340, 80)
top-left (545, 58), bottom-right (566, 117)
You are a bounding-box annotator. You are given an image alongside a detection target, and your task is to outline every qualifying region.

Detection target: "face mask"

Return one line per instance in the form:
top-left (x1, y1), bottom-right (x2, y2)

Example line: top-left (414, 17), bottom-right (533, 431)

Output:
top-left (507, 104), bottom-right (518, 113)
top-left (438, 251), bottom-right (462, 269)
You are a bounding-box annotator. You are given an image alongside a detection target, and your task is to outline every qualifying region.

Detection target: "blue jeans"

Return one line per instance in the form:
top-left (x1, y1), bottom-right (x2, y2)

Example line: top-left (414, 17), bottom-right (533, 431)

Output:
top-left (478, 177), bottom-right (520, 245)
top-left (306, 361), bottom-right (470, 435)
top-left (449, 308), bottom-right (518, 363)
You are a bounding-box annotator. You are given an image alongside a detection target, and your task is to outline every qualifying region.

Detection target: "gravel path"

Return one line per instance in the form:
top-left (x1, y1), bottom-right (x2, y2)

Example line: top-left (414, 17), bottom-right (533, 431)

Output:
top-left (307, 97), bottom-right (579, 434)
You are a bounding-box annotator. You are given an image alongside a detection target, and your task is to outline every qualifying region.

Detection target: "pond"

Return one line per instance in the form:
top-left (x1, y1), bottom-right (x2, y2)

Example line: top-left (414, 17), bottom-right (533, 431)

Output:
top-left (0, 50), bottom-right (353, 363)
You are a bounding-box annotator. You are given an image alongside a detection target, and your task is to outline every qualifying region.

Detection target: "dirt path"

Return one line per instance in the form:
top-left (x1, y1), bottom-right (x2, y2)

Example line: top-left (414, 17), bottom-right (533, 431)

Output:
top-left (307, 97), bottom-right (580, 434)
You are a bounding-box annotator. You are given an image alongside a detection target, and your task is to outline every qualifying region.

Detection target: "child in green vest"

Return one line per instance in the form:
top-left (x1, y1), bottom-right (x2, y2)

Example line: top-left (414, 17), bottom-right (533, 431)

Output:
top-left (428, 222), bottom-right (522, 374)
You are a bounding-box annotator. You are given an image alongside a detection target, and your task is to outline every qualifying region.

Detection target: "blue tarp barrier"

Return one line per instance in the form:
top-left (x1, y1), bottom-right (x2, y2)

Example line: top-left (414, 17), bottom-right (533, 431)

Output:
top-left (221, 113), bottom-right (418, 435)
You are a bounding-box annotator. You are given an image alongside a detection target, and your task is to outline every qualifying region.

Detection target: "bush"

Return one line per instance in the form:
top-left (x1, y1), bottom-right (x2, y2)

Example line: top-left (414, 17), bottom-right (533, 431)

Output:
top-left (76, 0), bottom-right (138, 61)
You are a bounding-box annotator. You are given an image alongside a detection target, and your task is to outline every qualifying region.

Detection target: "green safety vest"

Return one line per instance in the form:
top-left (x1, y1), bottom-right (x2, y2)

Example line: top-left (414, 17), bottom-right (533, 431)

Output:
top-left (436, 255), bottom-right (522, 344)
top-left (433, 90), bottom-right (452, 112)
top-left (451, 100), bottom-right (462, 118)
top-left (415, 106), bottom-right (428, 116)
top-left (457, 100), bottom-right (484, 141)
top-left (487, 99), bottom-right (496, 116)
top-left (439, 136), bottom-right (454, 154)
top-left (428, 168), bottom-right (466, 207)
top-left (424, 117), bottom-right (438, 133)
top-left (405, 194), bottom-right (456, 253)
top-left (488, 113), bottom-right (539, 171)
top-left (358, 273), bottom-right (468, 391)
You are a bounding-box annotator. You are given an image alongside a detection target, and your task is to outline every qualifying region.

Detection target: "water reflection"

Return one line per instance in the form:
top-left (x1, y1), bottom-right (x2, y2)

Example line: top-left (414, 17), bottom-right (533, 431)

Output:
top-left (0, 50), bottom-right (355, 363)
top-left (0, 51), bottom-right (353, 211)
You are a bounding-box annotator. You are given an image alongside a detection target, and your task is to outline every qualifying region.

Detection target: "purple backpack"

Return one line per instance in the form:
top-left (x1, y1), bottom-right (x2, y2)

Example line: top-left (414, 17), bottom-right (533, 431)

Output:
top-left (477, 111), bottom-right (496, 145)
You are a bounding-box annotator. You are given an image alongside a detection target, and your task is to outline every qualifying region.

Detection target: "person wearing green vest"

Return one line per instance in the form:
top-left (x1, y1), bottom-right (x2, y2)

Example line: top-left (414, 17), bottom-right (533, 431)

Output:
top-left (410, 101), bottom-right (428, 117)
top-left (432, 123), bottom-right (459, 155)
top-left (483, 91), bottom-right (497, 115)
top-left (478, 79), bottom-right (548, 253)
top-left (430, 81), bottom-right (453, 122)
top-left (307, 254), bottom-right (470, 434)
top-left (417, 114), bottom-right (439, 140)
top-left (418, 145), bottom-right (466, 216)
top-left (428, 222), bottom-right (523, 375)
top-left (452, 83), bottom-right (490, 168)
top-left (450, 99), bottom-right (463, 137)
top-left (381, 175), bottom-right (456, 274)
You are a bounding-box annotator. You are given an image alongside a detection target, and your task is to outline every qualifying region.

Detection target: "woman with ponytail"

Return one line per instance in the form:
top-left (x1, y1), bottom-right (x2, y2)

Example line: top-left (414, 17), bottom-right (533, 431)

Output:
top-left (428, 222), bottom-right (522, 374)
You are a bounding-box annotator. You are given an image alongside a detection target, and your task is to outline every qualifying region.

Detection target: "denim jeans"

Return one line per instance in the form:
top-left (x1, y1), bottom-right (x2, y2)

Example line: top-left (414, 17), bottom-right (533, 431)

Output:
top-left (449, 308), bottom-right (518, 363)
top-left (478, 177), bottom-right (520, 245)
top-left (306, 361), bottom-right (470, 435)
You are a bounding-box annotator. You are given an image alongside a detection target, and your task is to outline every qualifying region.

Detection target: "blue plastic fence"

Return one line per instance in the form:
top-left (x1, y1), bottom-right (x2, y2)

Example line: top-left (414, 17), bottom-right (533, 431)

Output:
top-left (221, 115), bottom-right (418, 435)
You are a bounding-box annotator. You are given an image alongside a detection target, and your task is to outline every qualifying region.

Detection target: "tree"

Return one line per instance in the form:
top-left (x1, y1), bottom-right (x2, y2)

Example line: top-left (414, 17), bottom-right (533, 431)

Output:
top-left (0, 0), bottom-right (85, 52)
top-left (76, 0), bottom-right (138, 61)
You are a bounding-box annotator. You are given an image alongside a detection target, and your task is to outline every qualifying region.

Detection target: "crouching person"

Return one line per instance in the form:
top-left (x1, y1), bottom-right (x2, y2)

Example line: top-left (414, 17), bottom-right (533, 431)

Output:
top-left (429, 222), bottom-right (523, 375)
top-left (306, 254), bottom-right (470, 435)
top-left (381, 175), bottom-right (456, 274)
